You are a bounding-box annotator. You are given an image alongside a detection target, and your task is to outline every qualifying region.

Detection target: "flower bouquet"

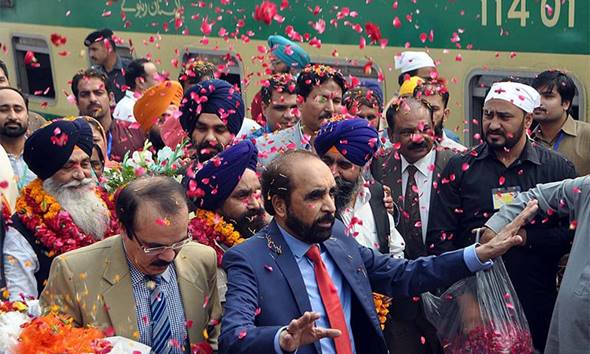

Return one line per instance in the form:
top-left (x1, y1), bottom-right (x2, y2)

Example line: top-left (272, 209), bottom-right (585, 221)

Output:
top-left (422, 258), bottom-right (533, 354)
top-left (103, 140), bottom-right (190, 193)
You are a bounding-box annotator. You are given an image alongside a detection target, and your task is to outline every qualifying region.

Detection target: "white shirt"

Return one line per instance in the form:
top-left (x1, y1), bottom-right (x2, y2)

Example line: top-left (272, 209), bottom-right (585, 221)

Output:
top-left (236, 118), bottom-right (261, 139)
top-left (113, 90), bottom-right (138, 122)
top-left (3, 226), bottom-right (39, 300)
top-left (339, 178), bottom-right (405, 259)
top-left (401, 148), bottom-right (436, 243)
top-left (0, 145), bottom-right (18, 210)
top-left (440, 130), bottom-right (467, 152)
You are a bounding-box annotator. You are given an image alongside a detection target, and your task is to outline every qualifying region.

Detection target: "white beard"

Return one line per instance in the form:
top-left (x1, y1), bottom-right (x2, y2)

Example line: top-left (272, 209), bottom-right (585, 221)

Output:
top-left (43, 177), bottom-right (111, 241)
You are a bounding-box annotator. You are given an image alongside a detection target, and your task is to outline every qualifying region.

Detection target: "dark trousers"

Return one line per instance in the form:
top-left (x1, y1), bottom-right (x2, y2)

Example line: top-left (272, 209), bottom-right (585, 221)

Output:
top-left (383, 302), bottom-right (442, 354)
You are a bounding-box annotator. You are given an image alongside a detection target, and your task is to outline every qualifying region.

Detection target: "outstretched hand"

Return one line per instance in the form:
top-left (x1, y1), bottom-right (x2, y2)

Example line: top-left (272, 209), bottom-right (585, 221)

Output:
top-left (475, 199), bottom-right (538, 262)
top-left (279, 312), bottom-right (341, 352)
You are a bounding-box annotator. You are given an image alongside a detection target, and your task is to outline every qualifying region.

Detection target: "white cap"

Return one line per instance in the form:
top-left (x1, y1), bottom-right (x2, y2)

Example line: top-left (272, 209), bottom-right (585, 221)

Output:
top-left (394, 51), bottom-right (436, 73)
top-left (484, 82), bottom-right (541, 113)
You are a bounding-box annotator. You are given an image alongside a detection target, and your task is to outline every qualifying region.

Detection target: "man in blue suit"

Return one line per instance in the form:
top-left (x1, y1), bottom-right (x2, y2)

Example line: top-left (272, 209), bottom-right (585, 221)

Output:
top-left (220, 150), bottom-right (537, 354)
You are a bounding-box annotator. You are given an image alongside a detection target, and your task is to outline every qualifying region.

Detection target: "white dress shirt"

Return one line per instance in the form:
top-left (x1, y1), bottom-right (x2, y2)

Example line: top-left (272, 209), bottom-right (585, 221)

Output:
top-left (113, 90), bottom-right (138, 122)
top-left (339, 178), bottom-right (405, 259)
top-left (400, 148), bottom-right (436, 243)
top-left (440, 130), bottom-right (467, 152)
top-left (3, 226), bottom-right (39, 300)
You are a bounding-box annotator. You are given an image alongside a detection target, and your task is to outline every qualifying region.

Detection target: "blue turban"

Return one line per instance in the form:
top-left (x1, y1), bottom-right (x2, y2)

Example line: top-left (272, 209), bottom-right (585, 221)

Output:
top-left (24, 118), bottom-right (93, 180)
top-left (180, 79), bottom-right (245, 136)
top-left (268, 35), bottom-right (310, 69)
top-left (185, 140), bottom-right (258, 211)
top-left (314, 118), bottom-right (380, 167)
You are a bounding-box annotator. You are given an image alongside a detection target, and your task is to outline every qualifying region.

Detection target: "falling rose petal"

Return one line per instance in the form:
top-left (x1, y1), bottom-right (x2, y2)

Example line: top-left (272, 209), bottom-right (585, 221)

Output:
top-left (255, 307), bottom-right (262, 316)
top-left (419, 32), bottom-right (427, 43)
top-left (201, 17), bottom-right (213, 35)
top-left (155, 218), bottom-right (171, 226)
top-left (461, 163), bottom-right (470, 171)
top-left (58, 50), bottom-right (70, 57)
top-left (50, 33), bottom-right (67, 47)
top-left (203, 295), bottom-right (209, 308)
top-left (498, 176), bottom-right (506, 186)
top-left (392, 16), bottom-right (402, 29)
top-left (359, 37), bottom-right (366, 49)
top-left (238, 330), bottom-right (247, 340)
top-left (185, 319), bottom-right (193, 329)
top-left (24, 51), bottom-right (37, 66)
top-left (102, 10), bottom-right (112, 17)
top-left (455, 54), bottom-right (463, 62)
top-left (420, 336), bottom-right (426, 345)
top-left (569, 220), bottom-right (577, 230)
top-left (253, 0), bottom-right (278, 25)
top-left (0, 180), bottom-right (8, 189)
top-left (264, 264), bottom-right (273, 272)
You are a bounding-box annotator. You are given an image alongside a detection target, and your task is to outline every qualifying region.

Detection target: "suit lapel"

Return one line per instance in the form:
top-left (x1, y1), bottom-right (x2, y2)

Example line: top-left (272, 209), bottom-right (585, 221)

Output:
top-left (101, 236), bottom-right (139, 338)
top-left (265, 221), bottom-right (314, 316)
top-left (175, 256), bottom-right (202, 344)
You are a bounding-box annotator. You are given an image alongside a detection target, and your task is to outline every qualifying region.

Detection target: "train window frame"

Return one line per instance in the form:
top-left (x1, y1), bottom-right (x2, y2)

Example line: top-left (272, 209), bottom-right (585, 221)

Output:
top-left (181, 48), bottom-right (244, 95)
top-left (310, 57), bottom-right (384, 92)
top-left (11, 33), bottom-right (57, 103)
top-left (464, 69), bottom-right (586, 146)
top-left (86, 43), bottom-right (134, 67)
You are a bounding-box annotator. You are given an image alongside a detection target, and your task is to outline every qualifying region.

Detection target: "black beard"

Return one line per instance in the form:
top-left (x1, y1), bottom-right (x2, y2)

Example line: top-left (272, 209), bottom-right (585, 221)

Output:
top-left (148, 128), bottom-right (166, 151)
top-left (194, 139), bottom-right (224, 163)
top-left (285, 205), bottom-right (335, 244)
top-left (485, 119), bottom-right (525, 150)
top-left (0, 123), bottom-right (27, 138)
top-left (434, 119), bottom-right (444, 139)
top-left (229, 208), bottom-right (268, 238)
top-left (334, 176), bottom-right (360, 215)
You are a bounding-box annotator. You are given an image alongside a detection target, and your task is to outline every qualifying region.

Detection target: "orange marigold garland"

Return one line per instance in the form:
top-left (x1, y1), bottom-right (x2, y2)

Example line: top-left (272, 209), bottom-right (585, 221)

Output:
top-left (1, 195), bottom-right (10, 231)
top-left (188, 209), bottom-right (245, 266)
top-left (373, 293), bottom-right (391, 330)
top-left (16, 313), bottom-right (110, 354)
top-left (14, 179), bottom-right (119, 256)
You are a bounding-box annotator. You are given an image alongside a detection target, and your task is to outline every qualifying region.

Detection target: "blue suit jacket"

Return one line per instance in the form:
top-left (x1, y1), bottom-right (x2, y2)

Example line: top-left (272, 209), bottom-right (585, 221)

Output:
top-left (219, 220), bottom-right (473, 354)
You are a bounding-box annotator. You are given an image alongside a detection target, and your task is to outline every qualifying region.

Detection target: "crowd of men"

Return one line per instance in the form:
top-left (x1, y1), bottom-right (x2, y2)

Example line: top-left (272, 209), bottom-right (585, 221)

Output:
top-left (0, 27), bottom-right (589, 354)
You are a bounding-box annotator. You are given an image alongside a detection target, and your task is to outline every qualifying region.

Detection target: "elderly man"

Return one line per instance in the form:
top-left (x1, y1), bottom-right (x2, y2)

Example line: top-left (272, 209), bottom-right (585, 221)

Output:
top-left (314, 118), bottom-right (404, 258)
top-left (426, 81), bottom-right (577, 351)
top-left (0, 87), bottom-right (37, 190)
top-left (41, 176), bottom-right (221, 353)
top-left (184, 140), bottom-right (269, 300)
top-left (483, 176), bottom-right (590, 354)
top-left (219, 149), bottom-right (538, 354)
top-left (3, 118), bottom-right (118, 300)
top-left (179, 79), bottom-right (245, 163)
top-left (256, 64), bottom-right (346, 166)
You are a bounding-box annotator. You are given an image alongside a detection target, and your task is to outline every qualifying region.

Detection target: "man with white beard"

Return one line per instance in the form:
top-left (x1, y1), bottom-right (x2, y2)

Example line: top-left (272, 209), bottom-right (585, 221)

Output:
top-left (2, 118), bottom-right (118, 300)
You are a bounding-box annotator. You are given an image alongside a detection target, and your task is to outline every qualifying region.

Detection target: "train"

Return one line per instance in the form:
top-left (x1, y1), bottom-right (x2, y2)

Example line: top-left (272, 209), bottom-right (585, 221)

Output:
top-left (1, 0), bottom-right (588, 145)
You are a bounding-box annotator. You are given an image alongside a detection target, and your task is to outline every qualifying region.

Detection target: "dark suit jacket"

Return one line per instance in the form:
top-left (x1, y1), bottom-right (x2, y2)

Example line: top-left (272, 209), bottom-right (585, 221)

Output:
top-left (371, 146), bottom-right (456, 258)
top-left (371, 147), bottom-right (455, 321)
top-left (219, 219), bottom-right (475, 354)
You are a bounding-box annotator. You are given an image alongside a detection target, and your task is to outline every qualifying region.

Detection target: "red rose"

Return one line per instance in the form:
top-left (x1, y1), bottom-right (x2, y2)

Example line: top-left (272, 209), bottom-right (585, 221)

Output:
top-left (365, 22), bottom-right (382, 43)
top-left (253, 1), bottom-right (278, 25)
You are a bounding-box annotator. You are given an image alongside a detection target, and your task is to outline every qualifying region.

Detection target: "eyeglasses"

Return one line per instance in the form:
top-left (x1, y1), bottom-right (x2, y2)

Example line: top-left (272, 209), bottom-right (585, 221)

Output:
top-left (134, 232), bottom-right (192, 255)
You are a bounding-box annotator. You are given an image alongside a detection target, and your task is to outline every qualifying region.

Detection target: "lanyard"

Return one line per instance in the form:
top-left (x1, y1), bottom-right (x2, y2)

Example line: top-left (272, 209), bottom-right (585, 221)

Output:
top-left (107, 131), bottom-right (113, 157)
top-left (552, 131), bottom-right (565, 151)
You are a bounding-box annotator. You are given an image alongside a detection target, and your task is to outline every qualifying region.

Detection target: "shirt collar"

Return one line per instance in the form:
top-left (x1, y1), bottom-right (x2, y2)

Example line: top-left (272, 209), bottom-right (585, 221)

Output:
top-left (125, 90), bottom-right (138, 100)
top-left (400, 147), bottom-right (436, 176)
top-left (277, 223), bottom-right (314, 259)
top-left (476, 139), bottom-right (541, 165)
top-left (561, 115), bottom-right (577, 137)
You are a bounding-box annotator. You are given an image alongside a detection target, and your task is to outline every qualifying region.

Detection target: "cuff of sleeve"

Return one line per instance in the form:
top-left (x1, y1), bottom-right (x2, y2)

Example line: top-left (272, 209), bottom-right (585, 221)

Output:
top-left (485, 215), bottom-right (508, 234)
top-left (463, 244), bottom-right (494, 273)
top-left (274, 326), bottom-right (297, 354)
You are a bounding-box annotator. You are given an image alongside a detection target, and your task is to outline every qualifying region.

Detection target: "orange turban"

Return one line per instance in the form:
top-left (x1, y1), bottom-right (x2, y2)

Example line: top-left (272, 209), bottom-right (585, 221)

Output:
top-left (134, 81), bottom-right (183, 132)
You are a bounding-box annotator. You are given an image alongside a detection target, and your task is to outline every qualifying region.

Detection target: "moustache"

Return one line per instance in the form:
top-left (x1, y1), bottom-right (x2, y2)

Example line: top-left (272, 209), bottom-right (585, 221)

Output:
top-left (4, 120), bottom-right (22, 127)
top-left (486, 129), bottom-right (505, 137)
top-left (315, 213), bottom-right (336, 227)
top-left (151, 259), bottom-right (173, 268)
top-left (61, 178), bottom-right (94, 189)
top-left (319, 111), bottom-right (333, 120)
top-left (407, 141), bottom-right (428, 150)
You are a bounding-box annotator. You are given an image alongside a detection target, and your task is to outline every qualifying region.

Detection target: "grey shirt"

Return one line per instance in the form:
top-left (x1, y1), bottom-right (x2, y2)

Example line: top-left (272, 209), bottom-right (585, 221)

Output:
top-left (485, 176), bottom-right (590, 354)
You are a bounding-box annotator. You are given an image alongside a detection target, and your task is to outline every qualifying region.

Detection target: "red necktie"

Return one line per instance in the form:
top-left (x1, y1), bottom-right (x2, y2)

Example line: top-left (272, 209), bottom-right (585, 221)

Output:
top-left (306, 245), bottom-right (353, 354)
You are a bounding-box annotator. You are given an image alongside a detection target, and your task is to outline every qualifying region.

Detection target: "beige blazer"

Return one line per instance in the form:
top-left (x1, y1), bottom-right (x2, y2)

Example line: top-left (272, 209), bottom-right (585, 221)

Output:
top-left (40, 235), bottom-right (221, 348)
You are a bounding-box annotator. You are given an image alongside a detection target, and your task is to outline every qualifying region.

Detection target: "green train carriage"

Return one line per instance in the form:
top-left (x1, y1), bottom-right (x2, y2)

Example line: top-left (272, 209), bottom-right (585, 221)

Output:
top-left (0, 0), bottom-right (588, 145)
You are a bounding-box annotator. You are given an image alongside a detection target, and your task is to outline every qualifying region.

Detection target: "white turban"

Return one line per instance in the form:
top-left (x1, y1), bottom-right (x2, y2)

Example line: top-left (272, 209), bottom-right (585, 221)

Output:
top-left (394, 51), bottom-right (435, 73)
top-left (484, 82), bottom-right (541, 113)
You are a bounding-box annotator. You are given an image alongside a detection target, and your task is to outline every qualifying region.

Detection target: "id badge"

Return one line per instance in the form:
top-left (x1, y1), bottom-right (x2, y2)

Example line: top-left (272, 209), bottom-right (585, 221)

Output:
top-left (491, 186), bottom-right (521, 210)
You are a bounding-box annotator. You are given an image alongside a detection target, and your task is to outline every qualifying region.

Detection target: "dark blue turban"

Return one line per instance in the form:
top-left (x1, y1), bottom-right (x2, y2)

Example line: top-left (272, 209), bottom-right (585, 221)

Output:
top-left (24, 118), bottom-right (93, 180)
top-left (314, 118), bottom-right (380, 167)
top-left (360, 79), bottom-right (384, 109)
top-left (180, 79), bottom-right (245, 136)
top-left (186, 140), bottom-right (258, 211)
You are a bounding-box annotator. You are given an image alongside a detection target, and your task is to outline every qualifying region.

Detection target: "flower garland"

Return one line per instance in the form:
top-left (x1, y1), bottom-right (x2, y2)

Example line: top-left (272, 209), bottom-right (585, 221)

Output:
top-left (16, 312), bottom-right (111, 354)
top-left (373, 293), bottom-right (391, 330)
top-left (14, 179), bottom-right (119, 257)
top-left (1, 195), bottom-right (10, 231)
top-left (188, 209), bottom-right (245, 267)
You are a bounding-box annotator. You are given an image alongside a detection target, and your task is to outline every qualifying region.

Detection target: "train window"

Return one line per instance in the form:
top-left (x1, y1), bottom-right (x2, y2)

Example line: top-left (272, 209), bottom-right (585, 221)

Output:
top-left (11, 35), bottom-right (56, 100)
top-left (182, 49), bottom-right (244, 92)
top-left (465, 70), bottom-right (585, 146)
top-left (116, 45), bottom-right (134, 62)
top-left (311, 57), bottom-right (383, 91)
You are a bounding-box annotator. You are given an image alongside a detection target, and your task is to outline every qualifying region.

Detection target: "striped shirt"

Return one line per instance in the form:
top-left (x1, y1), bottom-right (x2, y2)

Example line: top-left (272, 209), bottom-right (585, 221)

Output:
top-left (128, 261), bottom-right (188, 353)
